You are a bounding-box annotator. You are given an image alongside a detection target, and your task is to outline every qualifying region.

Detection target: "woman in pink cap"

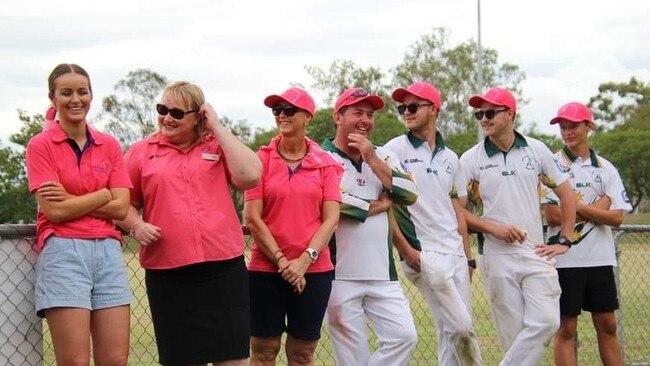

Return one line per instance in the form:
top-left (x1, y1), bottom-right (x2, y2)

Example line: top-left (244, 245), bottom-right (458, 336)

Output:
top-left (244, 87), bottom-right (343, 365)
top-left (117, 81), bottom-right (262, 366)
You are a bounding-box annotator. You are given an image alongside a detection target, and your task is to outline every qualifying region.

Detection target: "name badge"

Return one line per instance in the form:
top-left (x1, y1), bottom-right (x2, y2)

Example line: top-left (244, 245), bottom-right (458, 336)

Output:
top-left (202, 153), bottom-right (220, 161)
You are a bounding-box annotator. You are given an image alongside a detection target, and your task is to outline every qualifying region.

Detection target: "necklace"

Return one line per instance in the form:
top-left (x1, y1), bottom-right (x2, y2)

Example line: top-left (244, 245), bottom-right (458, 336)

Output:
top-left (278, 146), bottom-right (307, 162)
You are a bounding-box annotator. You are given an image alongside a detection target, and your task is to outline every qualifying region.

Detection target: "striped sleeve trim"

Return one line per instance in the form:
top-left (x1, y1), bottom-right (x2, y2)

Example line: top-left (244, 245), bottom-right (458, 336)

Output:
top-left (340, 193), bottom-right (370, 222)
top-left (390, 170), bottom-right (418, 205)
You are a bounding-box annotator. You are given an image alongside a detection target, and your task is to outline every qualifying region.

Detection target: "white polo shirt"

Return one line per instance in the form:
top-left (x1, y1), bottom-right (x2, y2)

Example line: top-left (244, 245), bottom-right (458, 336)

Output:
top-left (459, 132), bottom-right (569, 255)
top-left (322, 138), bottom-right (418, 281)
top-left (384, 132), bottom-right (466, 255)
top-left (542, 147), bottom-right (632, 268)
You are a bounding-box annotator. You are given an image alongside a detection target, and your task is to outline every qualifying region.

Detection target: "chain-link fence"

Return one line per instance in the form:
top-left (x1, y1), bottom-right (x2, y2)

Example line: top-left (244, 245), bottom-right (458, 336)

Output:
top-left (2, 224), bottom-right (649, 365)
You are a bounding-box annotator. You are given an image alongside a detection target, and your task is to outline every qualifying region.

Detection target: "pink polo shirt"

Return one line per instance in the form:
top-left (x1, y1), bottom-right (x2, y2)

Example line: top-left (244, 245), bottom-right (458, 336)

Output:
top-left (124, 133), bottom-right (246, 269)
top-left (245, 136), bottom-right (343, 273)
top-left (25, 123), bottom-right (132, 252)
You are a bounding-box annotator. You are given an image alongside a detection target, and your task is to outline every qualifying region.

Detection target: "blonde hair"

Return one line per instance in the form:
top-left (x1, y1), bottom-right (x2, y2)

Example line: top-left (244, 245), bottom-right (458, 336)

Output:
top-left (157, 81), bottom-right (207, 140)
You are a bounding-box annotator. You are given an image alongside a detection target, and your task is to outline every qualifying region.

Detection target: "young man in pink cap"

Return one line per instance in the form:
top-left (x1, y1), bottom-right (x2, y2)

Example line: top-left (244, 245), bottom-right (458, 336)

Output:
top-left (385, 81), bottom-right (482, 366)
top-left (322, 87), bottom-right (418, 366)
top-left (542, 102), bottom-right (631, 366)
top-left (459, 87), bottom-right (577, 366)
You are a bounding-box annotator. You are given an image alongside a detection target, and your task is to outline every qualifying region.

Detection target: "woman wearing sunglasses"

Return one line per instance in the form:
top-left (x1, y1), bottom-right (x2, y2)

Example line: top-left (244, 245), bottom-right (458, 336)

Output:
top-left (244, 87), bottom-right (342, 366)
top-left (25, 63), bottom-right (132, 365)
top-left (117, 81), bottom-right (262, 366)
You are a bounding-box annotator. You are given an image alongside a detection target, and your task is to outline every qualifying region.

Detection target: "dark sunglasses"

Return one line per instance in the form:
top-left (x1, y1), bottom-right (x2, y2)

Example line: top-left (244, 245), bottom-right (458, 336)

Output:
top-left (156, 104), bottom-right (197, 120)
top-left (474, 108), bottom-right (509, 121)
top-left (272, 105), bottom-right (299, 117)
top-left (397, 103), bottom-right (433, 115)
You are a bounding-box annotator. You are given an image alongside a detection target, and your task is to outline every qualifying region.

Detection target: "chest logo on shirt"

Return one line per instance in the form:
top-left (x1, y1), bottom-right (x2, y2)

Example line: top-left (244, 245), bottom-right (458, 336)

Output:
top-left (426, 168), bottom-right (438, 175)
top-left (480, 163), bottom-right (499, 171)
top-left (444, 159), bottom-right (453, 175)
top-left (356, 177), bottom-right (366, 186)
top-left (501, 170), bottom-right (517, 176)
top-left (404, 158), bottom-right (423, 164)
top-left (591, 170), bottom-right (603, 183)
top-left (554, 157), bottom-right (571, 173)
top-left (92, 161), bottom-right (112, 174)
top-left (576, 182), bottom-right (592, 188)
top-left (522, 155), bottom-right (537, 170)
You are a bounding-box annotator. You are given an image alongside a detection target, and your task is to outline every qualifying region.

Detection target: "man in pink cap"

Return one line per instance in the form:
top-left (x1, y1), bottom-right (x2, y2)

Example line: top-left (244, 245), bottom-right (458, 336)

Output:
top-left (385, 81), bottom-right (482, 365)
top-left (542, 102), bottom-right (630, 366)
top-left (458, 87), bottom-right (577, 366)
top-left (322, 87), bottom-right (419, 366)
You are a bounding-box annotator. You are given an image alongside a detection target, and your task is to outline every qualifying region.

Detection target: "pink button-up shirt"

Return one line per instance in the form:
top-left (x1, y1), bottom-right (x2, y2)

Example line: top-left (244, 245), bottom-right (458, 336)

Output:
top-left (124, 133), bottom-right (246, 269)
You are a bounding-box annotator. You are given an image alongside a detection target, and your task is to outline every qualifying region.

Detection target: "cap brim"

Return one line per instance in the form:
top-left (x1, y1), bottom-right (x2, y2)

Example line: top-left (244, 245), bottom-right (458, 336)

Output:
top-left (263, 95), bottom-right (286, 108)
top-left (468, 95), bottom-right (488, 108)
top-left (549, 116), bottom-right (588, 125)
top-left (391, 88), bottom-right (410, 103)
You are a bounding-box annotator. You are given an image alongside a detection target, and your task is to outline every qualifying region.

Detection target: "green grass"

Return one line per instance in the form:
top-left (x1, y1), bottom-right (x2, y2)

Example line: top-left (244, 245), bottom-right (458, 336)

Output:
top-left (624, 212), bottom-right (650, 225)
top-left (39, 229), bottom-right (650, 365)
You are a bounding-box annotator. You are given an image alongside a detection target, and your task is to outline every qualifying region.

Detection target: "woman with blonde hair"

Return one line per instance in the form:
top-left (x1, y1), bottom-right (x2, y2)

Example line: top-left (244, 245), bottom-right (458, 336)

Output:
top-left (117, 81), bottom-right (262, 366)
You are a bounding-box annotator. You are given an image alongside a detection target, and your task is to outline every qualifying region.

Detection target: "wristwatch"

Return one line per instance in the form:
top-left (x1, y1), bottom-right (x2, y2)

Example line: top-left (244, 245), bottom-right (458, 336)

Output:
top-left (305, 248), bottom-right (319, 263)
top-left (467, 259), bottom-right (477, 269)
top-left (557, 235), bottom-right (573, 248)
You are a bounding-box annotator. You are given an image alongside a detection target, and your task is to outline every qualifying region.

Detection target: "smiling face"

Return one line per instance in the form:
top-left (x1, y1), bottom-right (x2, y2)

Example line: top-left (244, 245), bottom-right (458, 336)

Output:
top-left (157, 92), bottom-right (200, 147)
top-left (274, 103), bottom-right (311, 138)
top-left (334, 101), bottom-right (375, 140)
top-left (401, 94), bottom-right (435, 132)
top-left (48, 72), bottom-right (92, 125)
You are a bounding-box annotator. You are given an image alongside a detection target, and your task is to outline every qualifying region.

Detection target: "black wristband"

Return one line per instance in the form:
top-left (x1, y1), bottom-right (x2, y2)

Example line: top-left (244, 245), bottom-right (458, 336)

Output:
top-left (467, 259), bottom-right (477, 269)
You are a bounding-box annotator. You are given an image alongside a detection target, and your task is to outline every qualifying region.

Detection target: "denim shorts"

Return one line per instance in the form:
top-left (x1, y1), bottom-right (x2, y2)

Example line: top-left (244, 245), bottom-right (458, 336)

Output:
top-left (35, 236), bottom-right (132, 317)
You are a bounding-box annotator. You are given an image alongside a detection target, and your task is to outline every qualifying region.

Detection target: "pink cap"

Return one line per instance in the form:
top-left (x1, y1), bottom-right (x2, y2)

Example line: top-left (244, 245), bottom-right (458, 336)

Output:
top-left (469, 87), bottom-right (517, 111)
top-left (392, 81), bottom-right (442, 108)
top-left (549, 102), bottom-right (593, 124)
top-left (264, 87), bottom-right (316, 116)
top-left (334, 88), bottom-right (384, 113)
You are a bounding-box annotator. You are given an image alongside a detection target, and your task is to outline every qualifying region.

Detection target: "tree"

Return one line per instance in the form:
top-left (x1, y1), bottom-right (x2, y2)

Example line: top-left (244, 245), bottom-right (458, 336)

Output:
top-left (0, 110), bottom-right (42, 223)
top-left (393, 27), bottom-right (526, 136)
top-left (305, 60), bottom-right (390, 106)
top-left (100, 69), bottom-right (168, 148)
top-left (588, 77), bottom-right (650, 128)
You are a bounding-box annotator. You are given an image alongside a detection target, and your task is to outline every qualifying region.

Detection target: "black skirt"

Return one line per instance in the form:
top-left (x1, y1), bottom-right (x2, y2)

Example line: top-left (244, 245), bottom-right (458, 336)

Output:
top-left (145, 256), bottom-right (250, 365)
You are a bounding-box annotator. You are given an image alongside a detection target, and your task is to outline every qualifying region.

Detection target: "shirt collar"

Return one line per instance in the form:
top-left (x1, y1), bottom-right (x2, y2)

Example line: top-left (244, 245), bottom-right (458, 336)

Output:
top-left (49, 122), bottom-right (103, 145)
top-left (406, 131), bottom-right (446, 156)
top-left (484, 130), bottom-right (528, 157)
top-left (321, 137), bottom-right (363, 171)
top-left (562, 145), bottom-right (600, 167)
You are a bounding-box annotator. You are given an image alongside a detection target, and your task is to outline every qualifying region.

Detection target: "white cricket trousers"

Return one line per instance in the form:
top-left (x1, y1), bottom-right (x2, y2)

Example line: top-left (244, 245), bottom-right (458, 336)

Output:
top-left (481, 252), bottom-right (561, 366)
top-left (326, 280), bottom-right (417, 366)
top-left (401, 250), bottom-right (482, 366)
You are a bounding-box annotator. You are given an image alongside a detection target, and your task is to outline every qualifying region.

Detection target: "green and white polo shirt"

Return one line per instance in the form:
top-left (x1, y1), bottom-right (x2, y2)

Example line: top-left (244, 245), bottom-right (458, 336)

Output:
top-left (542, 147), bottom-right (632, 268)
top-left (384, 132), bottom-right (466, 254)
top-left (459, 132), bottom-right (569, 255)
top-left (322, 138), bottom-right (418, 281)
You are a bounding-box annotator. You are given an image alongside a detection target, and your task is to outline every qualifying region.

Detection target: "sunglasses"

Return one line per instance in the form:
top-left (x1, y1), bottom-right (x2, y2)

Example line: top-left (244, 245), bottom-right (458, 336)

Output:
top-left (156, 104), bottom-right (197, 120)
top-left (272, 105), bottom-right (300, 117)
top-left (474, 108), bottom-right (509, 121)
top-left (397, 103), bottom-right (433, 115)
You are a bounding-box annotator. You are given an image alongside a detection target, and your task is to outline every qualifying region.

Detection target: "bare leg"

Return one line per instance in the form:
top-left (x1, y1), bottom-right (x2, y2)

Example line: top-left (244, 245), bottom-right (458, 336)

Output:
top-left (45, 307), bottom-right (91, 366)
top-left (553, 315), bottom-right (578, 366)
top-left (592, 312), bottom-right (623, 366)
top-left (285, 334), bottom-right (318, 366)
top-left (250, 336), bottom-right (282, 366)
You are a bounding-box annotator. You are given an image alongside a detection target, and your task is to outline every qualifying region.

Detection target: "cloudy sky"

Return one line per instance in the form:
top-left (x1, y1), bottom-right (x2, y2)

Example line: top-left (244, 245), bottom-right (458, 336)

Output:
top-left (1, 0), bottom-right (649, 144)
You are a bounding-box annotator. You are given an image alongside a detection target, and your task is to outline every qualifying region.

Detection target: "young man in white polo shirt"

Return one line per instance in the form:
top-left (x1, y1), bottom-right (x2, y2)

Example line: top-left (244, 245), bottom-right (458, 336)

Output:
top-left (542, 102), bottom-right (631, 366)
top-left (459, 87), bottom-right (577, 366)
top-left (323, 87), bottom-right (418, 366)
top-left (384, 81), bottom-right (482, 366)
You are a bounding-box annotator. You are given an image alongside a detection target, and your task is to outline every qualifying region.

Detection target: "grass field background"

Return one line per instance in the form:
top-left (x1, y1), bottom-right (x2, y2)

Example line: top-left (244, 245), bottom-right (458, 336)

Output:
top-left (35, 223), bottom-right (650, 365)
